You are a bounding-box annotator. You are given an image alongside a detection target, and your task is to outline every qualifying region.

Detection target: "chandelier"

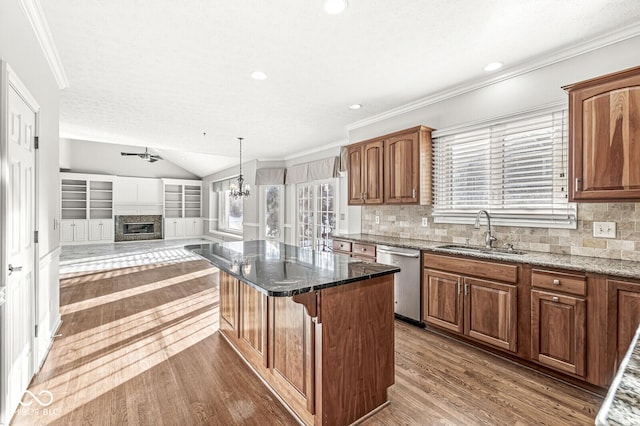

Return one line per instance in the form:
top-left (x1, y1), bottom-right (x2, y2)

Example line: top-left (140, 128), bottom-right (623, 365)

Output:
top-left (229, 137), bottom-right (251, 199)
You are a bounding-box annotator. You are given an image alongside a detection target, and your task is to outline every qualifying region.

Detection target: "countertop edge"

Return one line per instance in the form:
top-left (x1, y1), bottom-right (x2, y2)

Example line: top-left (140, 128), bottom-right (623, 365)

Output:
top-left (595, 324), bottom-right (640, 425)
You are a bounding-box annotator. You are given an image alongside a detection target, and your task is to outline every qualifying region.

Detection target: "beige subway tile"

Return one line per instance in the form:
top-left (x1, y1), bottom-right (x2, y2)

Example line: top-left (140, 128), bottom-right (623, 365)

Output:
top-left (595, 248), bottom-right (621, 259)
top-left (582, 239), bottom-right (607, 249)
top-left (622, 250), bottom-right (640, 262)
top-left (571, 246), bottom-right (596, 257)
top-left (529, 243), bottom-right (551, 253)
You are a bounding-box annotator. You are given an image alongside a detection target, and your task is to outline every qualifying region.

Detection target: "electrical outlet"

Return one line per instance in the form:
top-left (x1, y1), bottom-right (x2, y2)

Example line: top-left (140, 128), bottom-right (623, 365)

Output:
top-left (340, 213), bottom-right (345, 220)
top-left (375, 215), bottom-right (380, 224)
top-left (421, 217), bottom-right (429, 227)
top-left (593, 221), bottom-right (616, 238)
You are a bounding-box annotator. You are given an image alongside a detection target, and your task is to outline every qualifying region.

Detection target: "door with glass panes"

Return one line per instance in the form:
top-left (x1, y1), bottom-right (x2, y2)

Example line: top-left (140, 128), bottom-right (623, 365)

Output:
top-left (297, 181), bottom-right (336, 251)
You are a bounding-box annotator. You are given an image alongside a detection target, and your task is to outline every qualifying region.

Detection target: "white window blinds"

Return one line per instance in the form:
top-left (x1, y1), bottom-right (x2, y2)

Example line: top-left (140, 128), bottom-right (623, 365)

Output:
top-left (432, 108), bottom-right (576, 227)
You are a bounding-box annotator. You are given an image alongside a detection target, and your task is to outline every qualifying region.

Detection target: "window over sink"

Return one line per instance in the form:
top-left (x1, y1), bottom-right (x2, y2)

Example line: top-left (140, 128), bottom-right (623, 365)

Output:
top-left (432, 106), bottom-right (577, 228)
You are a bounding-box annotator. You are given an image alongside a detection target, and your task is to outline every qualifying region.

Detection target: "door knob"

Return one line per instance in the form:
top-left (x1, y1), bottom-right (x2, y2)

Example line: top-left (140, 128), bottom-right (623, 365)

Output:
top-left (8, 264), bottom-right (23, 275)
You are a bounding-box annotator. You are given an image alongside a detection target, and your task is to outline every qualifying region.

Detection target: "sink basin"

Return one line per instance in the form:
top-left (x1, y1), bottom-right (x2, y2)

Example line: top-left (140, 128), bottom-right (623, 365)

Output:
top-left (436, 244), bottom-right (526, 256)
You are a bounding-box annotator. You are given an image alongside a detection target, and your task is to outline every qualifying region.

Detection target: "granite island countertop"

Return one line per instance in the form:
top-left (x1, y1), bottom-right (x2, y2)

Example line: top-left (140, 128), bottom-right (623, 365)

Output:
top-left (596, 324), bottom-right (640, 425)
top-left (186, 240), bottom-right (400, 297)
top-left (333, 233), bottom-right (640, 280)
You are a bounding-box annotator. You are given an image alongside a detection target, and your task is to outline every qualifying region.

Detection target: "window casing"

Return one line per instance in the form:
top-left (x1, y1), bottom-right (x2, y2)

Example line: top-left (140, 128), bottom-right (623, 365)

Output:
top-left (432, 108), bottom-right (576, 228)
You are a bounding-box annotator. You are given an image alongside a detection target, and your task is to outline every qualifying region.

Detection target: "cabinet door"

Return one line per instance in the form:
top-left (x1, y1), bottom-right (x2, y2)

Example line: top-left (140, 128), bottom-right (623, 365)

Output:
top-left (384, 131), bottom-right (419, 204)
top-left (239, 281), bottom-right (267, 368)
top-left (362, 141), bottom-right (384, 204)
top-left (184, 218), bottom-right (202, 236)
top-left (74, 220), bottom-right (88, 242)
top-left (607, 279), bottom-right (640, 370)
top-left (164, 218), bottom-right (176, 238)
top-left (219, 272), bottom-right (239, 337)
top-left (568, 69), bottom-right (640, 201)
top-left (422, 269), bottom-right (463, 333)
top-left (464, 277), bottom-right (517, 352)
top-left (60, 220), bottom-right (75, 242)
top-left (101, 219), bottom-right (114, 241)
top-left (347, 145), bottom-right (364, 205)
top-left (174, 218), bottom-right (185, 237)
top-left (531, 290), bottom-right (586, 376)
top-left (88, 220), bottom-right (103, 241)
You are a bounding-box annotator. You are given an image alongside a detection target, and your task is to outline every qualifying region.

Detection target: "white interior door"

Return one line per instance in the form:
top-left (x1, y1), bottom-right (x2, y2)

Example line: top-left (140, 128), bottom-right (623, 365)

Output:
top-left (1, 65), bottom-right (37, 423)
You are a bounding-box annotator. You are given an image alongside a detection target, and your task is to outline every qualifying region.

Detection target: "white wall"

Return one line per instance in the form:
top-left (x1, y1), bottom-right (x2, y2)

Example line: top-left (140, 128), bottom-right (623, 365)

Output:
top-left (0, 0), bottom-right (61, 422)
top-left (61, 138), bottom-right (199, 179)
top-left (349, 36), bottom-right (640, 142)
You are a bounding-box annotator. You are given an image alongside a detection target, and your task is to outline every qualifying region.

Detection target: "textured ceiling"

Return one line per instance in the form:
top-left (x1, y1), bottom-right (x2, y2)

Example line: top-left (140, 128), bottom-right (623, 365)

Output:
top-left (40, 0), bottom-right (640, 176)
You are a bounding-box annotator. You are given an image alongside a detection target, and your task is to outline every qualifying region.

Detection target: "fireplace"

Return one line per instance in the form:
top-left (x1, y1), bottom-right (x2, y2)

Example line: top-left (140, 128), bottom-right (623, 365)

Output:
top-left (124, 222), bottom-right (155, 235)
top-left (115, 215), bottom-right (163, 242)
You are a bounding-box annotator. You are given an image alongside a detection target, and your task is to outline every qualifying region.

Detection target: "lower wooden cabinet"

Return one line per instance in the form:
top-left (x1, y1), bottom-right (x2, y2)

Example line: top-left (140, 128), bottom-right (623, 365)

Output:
top-left (422, 268), bottom-right (518, 352)
top-left (423, 269), bottom-right (462, 333)
top-left (531, 290), bottom-right (586, 377)
top-left (465, 277), bottom-right (517, 352)
top-left (607, 279), bottom-right (640, 370)
top-left (219, 272), bottom-right (238, 336)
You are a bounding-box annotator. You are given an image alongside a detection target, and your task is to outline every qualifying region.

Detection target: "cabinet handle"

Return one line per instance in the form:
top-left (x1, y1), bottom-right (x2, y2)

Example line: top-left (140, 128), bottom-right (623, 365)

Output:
top-left (464, 283), bottom-right (469, 296)
top-left (8, 264), bottom-right (22, 275)
top-left (457, 282), bottom-right (461, 294)
top-left (412, 188), bottom-right (416, 198)
top-left (363, 192), bottom-right (367, 200)
top-left (552, 296), bottom-right (559, 302)
top-left (552, 279), bottom-right (560, 286)
top-left (575, 178), bottom-right (581, 191)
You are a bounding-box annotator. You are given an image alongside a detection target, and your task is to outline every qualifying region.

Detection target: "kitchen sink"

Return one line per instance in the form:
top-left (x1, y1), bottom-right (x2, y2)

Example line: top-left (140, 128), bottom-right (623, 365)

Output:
top-left (436, 244), bottom-right (526, 256)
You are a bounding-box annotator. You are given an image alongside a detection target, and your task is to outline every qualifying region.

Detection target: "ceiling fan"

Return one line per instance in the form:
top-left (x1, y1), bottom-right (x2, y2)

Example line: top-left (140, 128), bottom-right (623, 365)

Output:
top-left (120, 147), bottom-right (162, 163)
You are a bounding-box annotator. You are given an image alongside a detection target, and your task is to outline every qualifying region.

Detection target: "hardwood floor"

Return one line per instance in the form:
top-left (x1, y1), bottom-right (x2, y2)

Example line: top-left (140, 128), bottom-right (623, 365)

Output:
top-left (12, 255), bottom-right (602, 425)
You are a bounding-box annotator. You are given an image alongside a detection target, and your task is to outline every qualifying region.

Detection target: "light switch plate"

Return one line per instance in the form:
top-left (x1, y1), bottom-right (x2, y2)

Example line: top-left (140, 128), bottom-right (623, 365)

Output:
top-left (593, 221), bottom-right (616, 238)
top-left (375, 215), bottom-right (380, 224)
top-left (421, 217), bottom-right (429, 227)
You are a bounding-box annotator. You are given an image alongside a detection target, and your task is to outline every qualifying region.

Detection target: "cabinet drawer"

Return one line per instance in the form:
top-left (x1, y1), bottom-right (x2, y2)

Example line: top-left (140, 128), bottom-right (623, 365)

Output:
top-left (332, 239), bottom-right (352, 253)
top-left (353, 243), bottom-right (376, 258)
top-left (531, 269), bottom-right (586, 296)
top-left (423, 252), bottom-right (518, 284)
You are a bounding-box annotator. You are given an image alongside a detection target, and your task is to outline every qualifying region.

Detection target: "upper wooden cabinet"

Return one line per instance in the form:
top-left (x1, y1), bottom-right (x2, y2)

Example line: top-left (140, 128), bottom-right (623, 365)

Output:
top-left (348, 141), bottom-right (384, 204)
top-left (564, 65), bottom-right (640, 201)
top-left (347, 125), bottom-right (433, 205)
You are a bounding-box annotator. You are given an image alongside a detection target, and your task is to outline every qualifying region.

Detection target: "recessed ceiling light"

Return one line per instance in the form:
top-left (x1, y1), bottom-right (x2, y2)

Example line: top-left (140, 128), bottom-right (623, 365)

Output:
top-left (349, 104), bottom-right (362, 110)
top-left (325, 0), bottom-right (348, 14)
top-left (484, 62), bottom-right (503, 72)
top-left (251, 71), bottom-right (267, 80)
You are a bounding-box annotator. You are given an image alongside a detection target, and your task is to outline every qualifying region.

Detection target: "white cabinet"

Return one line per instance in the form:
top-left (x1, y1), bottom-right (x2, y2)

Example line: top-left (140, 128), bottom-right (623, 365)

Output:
top-left (185, 218), bottom-right (203, 237)
top-left (60, 220), bottom-right (88, 243)
top-left (89, 219), bottom-right (114, 242)
top-left (164, 218), bottom-right (185, 238)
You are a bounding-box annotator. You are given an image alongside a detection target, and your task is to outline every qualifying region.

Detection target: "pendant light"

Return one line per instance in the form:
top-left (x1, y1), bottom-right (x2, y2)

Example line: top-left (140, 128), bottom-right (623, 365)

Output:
top-left (229, 137), bottom-right (251, 199)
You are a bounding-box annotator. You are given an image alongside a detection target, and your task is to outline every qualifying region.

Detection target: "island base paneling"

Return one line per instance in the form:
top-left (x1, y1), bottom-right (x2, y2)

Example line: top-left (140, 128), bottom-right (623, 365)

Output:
top-left (217, 270), bottom-right (395, 426)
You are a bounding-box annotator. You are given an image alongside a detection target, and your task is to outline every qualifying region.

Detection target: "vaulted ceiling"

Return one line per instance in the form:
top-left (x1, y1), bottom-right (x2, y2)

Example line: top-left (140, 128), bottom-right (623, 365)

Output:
top-left (40, 0), bottom-right (640, 177)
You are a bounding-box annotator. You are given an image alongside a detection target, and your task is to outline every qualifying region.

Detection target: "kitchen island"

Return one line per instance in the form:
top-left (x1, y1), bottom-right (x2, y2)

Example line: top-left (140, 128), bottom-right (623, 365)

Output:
top-left (186, 241), bottom-right (400, 426)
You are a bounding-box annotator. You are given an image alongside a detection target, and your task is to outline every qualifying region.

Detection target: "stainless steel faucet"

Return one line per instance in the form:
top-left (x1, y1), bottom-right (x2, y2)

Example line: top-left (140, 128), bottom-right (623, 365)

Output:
top-left (475, 210), bottom-right (497, 249)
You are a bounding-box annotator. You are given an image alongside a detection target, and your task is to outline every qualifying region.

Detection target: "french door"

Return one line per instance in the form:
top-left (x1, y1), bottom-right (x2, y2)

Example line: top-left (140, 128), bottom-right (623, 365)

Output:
top-left (297, 181), bottom-right (336, 251)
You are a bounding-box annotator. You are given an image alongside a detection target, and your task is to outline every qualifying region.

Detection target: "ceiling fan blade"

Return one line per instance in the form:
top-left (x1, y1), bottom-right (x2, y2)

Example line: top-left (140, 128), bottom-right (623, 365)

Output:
top-left (150, 155), bottom-right (162, 160)
top-left (121, 152), bottom-right (139, 156)
top-left (148, 158), bottom-right (158, 163)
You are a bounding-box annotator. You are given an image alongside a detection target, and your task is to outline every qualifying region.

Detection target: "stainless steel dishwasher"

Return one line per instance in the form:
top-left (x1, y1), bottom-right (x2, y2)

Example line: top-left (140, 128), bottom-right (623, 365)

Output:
top-left (376, 245), bottom-right (422, 325)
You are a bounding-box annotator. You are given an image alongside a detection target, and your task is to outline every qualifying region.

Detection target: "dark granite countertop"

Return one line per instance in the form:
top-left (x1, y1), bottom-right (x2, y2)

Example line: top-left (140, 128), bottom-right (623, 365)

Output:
top-left (333, 233), bottom-right (640, 279)
top-left (186, 240), bottom-right (400, 297)
top-left (596, 324), bottom-right (640, 425)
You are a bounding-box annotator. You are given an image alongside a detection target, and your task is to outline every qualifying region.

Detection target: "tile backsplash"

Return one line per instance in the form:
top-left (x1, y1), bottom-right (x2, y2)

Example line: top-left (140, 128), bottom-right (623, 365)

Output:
top-left (361, 203), bottom-right (640, 261)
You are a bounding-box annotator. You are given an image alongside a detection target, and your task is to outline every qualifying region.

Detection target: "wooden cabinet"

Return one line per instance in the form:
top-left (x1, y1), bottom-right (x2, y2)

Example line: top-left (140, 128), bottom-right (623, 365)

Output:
top-left (331, 238), bottom-right (376, 261)
top-left (607, 279), bottom-right (640, 371)
top-left (423, 269), bottom-right (463, 333)
top-left (530, 269), bottom-right (587, 377)
top-left (347, 141), bottom-right (383, 204)
top-left (384, 129), bottom-right (425, 204)
top-left (347, 125), bottom-right (433, 206)
top-left (219, 271), bottom-right (239, 336)
top-left (531, 290), bottom-right (586, 377)
top-left (465, 277), bottom-right (517, 352)
top-left (422, 253), bottom-right (518, 353)
top-left (564, 65), bottom-right (640, 201)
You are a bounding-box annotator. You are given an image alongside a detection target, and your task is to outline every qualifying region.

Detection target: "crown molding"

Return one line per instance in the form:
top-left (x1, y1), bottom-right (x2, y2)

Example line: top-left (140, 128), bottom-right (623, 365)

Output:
top-left (18, 0), bottom-right (69, 89)
top-left (346, 22), bottom-right (640, 132)
top-left (283, 138), bottom-right (347, 162)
